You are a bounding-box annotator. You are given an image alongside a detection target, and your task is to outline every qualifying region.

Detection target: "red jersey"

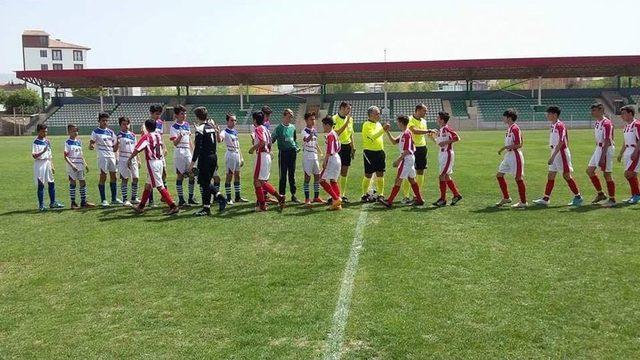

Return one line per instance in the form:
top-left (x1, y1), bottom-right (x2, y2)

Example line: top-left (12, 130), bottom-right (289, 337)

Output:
top-left (325, 130), bottom-right (341, 156)
top-left (253, 125), bottom-right (272, 154)
top-left (135, 132), bottom-right (164, 160)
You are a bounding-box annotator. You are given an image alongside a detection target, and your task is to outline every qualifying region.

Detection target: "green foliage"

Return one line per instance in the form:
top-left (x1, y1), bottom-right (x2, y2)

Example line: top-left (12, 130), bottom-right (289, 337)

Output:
top-left (3, 88), bottom-right (40, 112)
top-left (326, 83), bottom-right (366, 93)
top-left (71, 88), bottom-right (103, 97)
top-left (0, 89), bottom-right (7, 104)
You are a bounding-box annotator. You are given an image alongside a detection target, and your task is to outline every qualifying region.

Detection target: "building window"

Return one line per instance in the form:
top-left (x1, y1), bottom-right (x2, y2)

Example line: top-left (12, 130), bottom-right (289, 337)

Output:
top-left (52, 50), bottom-right (62, 61)
top-left (74, 64), bottom-right (83, 70)
top-left (39, 36), bottom-right (48, 46)
top-left (73, 50), bottom-right (83, 61)
top-left (52, 63), bottom-right (63, 70)
top-left (41, 64), bottom-right (48, 70)
top-left (55, 91), bottom-right (66, 98)
top-left (40, 50), bottom-right (47, 58)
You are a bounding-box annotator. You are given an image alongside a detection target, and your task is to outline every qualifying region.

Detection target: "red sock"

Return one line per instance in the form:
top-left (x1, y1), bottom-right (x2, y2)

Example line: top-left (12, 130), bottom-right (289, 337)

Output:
top-left (254, 185), bottom-right (265, 204)
top-left (139, 188), bottom-right (151, 208)
top-left (606, 180), bottom-right (616, 200)
top-left (411, 182), bottom-right (423, 202)
top-left (387, 185), bottom-right (400, 202)
top-left (159, 187), bottom-right (175, 207)
top-left (321, 181), bottom-right (338, 200)
top-left (446, 180), bottom-right (460, 197)
top-left (589, 175), bottom-right (603, 192)
top-left (439, 181), bottom-right (447, 200)
top-left (629, 176), bottom-right (640, 196)
top-left (544, 179), bottom-right (555, 199)
top-left (263, 182), bottom-right (278, 196)
top-left (331, 181), bottom-right (341, 198)
top-left (516, 179), bottom-right (527, 203)
top-left (497, 177), bottom-right (509, 199)
top-left (566, 178), bottom-right (580, 195)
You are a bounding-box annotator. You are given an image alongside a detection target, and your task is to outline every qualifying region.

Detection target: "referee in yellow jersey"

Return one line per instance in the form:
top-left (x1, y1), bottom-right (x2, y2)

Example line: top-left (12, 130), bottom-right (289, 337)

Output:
top-left (402, 103), bottom-right (435, 203)
top-left (361, 106), bottom-right (387, 202)
top-left (332, 102), bottom-right (355, 203)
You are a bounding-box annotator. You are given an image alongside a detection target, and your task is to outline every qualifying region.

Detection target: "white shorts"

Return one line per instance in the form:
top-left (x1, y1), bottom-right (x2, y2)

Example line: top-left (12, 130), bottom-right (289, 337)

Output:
top-left (498, 150), bottom-right (524, 177)
top-left (145, 159), bottom-right (164, 188)
top-left (623, 147), bottom-right (640, 173)
top-left (588, 146), bottom-right (615, 172)
top-left (34, 160), bottom-right (54, 185)
top-left (303, 155), bottom-right (321, 176)
top-left (397, 155), bottom-right (416, 180)
top-left (548, 148), bottom-right (573, 173)
top-left (321, 155), bottom-right (341, 181)
top-left (254, 152), bottom-right (272, 181)
top-left (118, 157), bottom-right (139, 179)
top-left (98, 157), bottom-right (117, 173)
top-left (66, 163), bottom-right (86, 181)
top-left (174, 148), bottom-right (192, 175)
top-left (439, 150), bottom-right (455, 176)
top-left (225, 151), bottom-right (242, 173)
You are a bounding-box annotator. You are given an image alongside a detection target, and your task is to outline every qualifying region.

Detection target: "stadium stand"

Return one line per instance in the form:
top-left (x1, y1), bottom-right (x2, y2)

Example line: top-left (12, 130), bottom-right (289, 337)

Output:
top-left (253, 101), bottom-right (302, 123)
top-left (331, 99), bottom-right (388, 123)
top-left (393, 98), bottom-right (443, 121)
top-left (110, 102), bottom-right (162, 127)
top-left (450, 100), bottom-right (469, 118)
top-left (46, 102), bottom-right (115, 127)
top-left (186, 103), bottom-right (247, 124)
top-left (476, 97), bottom-right (595, 122)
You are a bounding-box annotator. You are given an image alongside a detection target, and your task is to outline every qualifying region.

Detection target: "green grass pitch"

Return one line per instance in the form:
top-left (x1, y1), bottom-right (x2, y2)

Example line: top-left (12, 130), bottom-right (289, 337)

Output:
top-left (1, 129), bottom-right (639, 358)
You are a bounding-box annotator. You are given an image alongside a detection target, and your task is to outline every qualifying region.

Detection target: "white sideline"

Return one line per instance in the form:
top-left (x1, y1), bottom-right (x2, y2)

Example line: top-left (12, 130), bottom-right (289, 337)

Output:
top-left (324, 207), bottom-right (369, 360)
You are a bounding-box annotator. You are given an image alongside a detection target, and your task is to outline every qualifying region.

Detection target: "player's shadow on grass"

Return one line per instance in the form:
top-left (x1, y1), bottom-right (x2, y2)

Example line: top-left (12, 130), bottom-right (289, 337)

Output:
top-left (0, 208), bottom-right (66, 216)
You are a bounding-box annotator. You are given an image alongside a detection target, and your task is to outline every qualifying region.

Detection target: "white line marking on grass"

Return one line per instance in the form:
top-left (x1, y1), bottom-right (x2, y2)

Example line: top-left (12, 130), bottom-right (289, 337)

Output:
top-left (324, 207), bottom-right (369, 360)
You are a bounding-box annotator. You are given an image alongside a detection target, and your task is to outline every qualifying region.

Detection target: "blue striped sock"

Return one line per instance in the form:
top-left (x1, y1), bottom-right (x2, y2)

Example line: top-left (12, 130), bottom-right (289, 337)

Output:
top-left (121, 182), bottom-right (128, 202)
top-left (69, 183), bottom-right (76, 203)
top-left (303, 182), bottom-right (310, 200)
top-left (98, 184), bottom-right (106, 202)
top-left (234, 181), bottom-right (241, 198)
top-left (109, 182), bottom-right (117, 202)
top-left (131, 182), bottom-right (138, 201)
top-left (225, 183), bottom-right (232, 200)
top-left (188, 179), bottom-right (195, 200)
top-left (176, 180), bottom-right (184, 201)
top-left (313, 181), bottom-right (320, 198)
top-left (79, 185), bottom-right (87, 204)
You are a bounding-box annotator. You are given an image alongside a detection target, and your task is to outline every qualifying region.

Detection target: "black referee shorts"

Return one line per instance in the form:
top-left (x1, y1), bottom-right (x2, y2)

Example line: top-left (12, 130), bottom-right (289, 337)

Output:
top-left (339, 143), bottom-right (352, 167)
top-left (415, 146), bottom-right (428, 170)
top-left (363, 150), bottom-right (386, 174)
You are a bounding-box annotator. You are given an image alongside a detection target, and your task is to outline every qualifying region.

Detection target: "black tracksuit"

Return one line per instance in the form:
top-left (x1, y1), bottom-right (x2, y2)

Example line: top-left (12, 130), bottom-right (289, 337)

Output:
top-left (192, 121), bottom-right (219, 206)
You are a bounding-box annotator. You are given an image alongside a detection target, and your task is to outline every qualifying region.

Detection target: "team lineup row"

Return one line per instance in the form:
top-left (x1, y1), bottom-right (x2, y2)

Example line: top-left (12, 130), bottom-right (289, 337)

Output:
top-left (30, 102), bottom-right (640, 214)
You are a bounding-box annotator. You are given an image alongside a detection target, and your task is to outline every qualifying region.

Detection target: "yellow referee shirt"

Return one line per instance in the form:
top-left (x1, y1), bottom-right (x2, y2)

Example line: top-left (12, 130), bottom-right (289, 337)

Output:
top-left (362, 120), bottom-right (385, 151)
top-left (332, 114), bottom-right (354, 144)
top-left (408, 115), bottom-right (428, 147)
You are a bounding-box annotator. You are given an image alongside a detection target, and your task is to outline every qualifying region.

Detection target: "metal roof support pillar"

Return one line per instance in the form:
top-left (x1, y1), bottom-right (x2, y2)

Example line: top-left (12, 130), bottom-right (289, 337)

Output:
top-left (39, 84), bottom-right (46, 111)
top-left (177, 86), bottom-right (181, 96)
top-left (628, 77), bottom-right (632, 88)
top-left (111, 87), bottom-right (116, 108)
top-left (186, 86), bottom-right (190, 96)
top-left (383, 80), bottom-right (389, 117)
top-left (537, 76), bottom-right (542, 105)
top-left (320, 84), bottom-right (326, 104)
top-left (616, 76), bottom-right (621, 89)
top-left (239, 83), bottom-right (244, 110)
top-left (100, 87), bottom-right (104, 112)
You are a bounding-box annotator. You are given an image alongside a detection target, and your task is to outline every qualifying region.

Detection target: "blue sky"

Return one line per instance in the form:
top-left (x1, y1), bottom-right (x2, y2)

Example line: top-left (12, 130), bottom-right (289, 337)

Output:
top-left (1, 0), bottom-right (639, 74)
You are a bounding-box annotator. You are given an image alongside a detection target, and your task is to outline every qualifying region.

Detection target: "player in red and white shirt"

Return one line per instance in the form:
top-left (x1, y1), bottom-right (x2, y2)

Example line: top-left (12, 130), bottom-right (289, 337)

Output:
top-left (496, 109), bottom-right (527, 208)
top-left (378, 115), bottom-right (424, 208)
top-left (115, 117), bottom-right (140, 207)
top-left (433, 111), bottom-right (461, 207)
top-left (127, 119), bottom-right (178, 215)
top-left (146, 104), bottom-right (167, 206)
top-left (300, 112), bottom-right (325, 206)
top-left (617, 105), bottom-right (640, 204)
top-left (587, 102), bottom-right (617, 207)
top-left (533, 106), bottom-right (583, 207)
top-left (170, 105), bottom-right (198, 207)
top-left (319, 116), bottom-right (343, 210)
top-left (248, 111), bottom-right (285, 212)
